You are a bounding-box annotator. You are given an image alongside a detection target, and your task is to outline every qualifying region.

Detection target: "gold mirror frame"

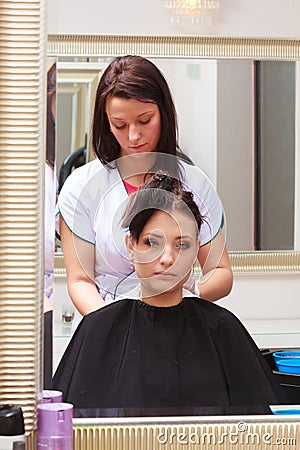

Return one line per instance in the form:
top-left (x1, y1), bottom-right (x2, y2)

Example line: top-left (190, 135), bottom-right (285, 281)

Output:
top-left (0, 0), bottom-right (46, 439)
top-left (49, 34), bottom-right (300, 275)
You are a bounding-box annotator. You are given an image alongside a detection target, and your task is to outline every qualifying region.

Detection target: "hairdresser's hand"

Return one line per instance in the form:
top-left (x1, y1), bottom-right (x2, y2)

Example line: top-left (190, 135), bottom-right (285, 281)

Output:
top-left (196, 229), bottom-right (233, 302)
top-left (183, 273), bottom-right (200, 297)
top-left (59, 216), bottom-right (106, 316)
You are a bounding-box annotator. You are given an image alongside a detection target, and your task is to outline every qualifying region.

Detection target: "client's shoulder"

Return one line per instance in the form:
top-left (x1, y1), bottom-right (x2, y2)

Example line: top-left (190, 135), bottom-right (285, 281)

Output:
top-left (77, 299), bottom-right (136, 333)
top-left (183, 297), bottom-right (242, 327)
top-left (85, 298), bottom-right (135, 319)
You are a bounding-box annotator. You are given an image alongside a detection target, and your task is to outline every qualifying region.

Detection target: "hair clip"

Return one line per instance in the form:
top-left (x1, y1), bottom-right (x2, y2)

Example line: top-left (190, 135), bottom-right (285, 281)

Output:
top-left (153, 173), bottom-right (167, 182)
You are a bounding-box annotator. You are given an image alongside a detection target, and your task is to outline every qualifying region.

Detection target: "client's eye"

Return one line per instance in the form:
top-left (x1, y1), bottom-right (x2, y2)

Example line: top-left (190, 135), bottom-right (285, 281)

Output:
top-left (177, 242), bottom-right (191, 250)
top-left (145, 239), bottom-right (159, 247)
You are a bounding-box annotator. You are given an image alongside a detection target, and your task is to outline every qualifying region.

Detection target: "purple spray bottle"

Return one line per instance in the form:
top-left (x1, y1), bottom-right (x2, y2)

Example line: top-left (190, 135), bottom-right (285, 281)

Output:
top-left (37, 403), bottom-right (73, 450)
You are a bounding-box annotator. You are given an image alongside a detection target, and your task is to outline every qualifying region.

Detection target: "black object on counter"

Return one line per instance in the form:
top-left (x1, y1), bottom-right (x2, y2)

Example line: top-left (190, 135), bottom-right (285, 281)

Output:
top-left (261, 348), bottom-right (300, 403)
top-left (0, 405), bottom-right (24, 436)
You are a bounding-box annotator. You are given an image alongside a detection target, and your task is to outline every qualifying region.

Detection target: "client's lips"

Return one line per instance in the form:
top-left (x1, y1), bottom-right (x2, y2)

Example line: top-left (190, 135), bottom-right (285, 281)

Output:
top-left (129, 144), bottom-right (146, 151)
top-left (154, 272), bottom-right (176, 279)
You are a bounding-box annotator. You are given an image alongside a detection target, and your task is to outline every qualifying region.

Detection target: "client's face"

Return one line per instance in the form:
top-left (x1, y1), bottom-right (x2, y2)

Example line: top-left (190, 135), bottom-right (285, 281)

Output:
top-left (130, 210), bottom-right (199, 301)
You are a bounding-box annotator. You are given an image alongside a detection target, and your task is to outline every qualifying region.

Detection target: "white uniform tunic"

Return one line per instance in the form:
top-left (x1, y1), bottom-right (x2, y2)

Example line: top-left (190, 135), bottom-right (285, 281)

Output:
top-left (56, 158), bottom-right (224, 331)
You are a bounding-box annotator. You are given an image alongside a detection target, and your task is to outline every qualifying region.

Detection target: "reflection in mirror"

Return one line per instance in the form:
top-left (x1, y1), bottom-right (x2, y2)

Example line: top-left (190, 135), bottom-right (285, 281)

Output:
top-left (45, 58), bottom-right (56, 300)
top-left (55, 57), bottom-right (299, 253)
top-left (51, 54), bottom-right (300, 418)
top-left (44, 58), bottom-right (57, 388)
top-left (52, 173), bottom-right (285, 412)
top-left (255, 61), bottom-right (295, 250)
top-left (56, 61), bottom-right (105, 194)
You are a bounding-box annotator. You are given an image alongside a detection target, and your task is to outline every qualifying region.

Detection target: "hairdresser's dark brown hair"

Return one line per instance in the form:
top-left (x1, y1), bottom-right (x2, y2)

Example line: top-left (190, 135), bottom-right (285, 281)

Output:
top-left (122, 172), bottom-right (202, 242)
top-left (46, 62), bottom-right (56, 169)
top-left (92, 55), bottom-right (182, 177)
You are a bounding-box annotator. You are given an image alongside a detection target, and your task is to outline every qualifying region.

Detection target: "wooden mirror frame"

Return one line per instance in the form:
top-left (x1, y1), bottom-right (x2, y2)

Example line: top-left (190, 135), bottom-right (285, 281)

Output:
top-left (1, 9), bottom-right (300, 445)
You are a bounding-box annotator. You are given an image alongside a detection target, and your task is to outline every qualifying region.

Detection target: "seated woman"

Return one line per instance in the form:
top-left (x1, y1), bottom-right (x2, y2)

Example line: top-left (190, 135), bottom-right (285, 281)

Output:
top-left (53, 173), bottom-right (284, 410)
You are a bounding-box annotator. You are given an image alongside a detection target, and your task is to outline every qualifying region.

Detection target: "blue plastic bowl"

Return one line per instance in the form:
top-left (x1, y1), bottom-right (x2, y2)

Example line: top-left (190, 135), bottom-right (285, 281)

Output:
top-left (273, 351), bottom-right (300, 365)
top-left (273, 350), bottom-right (300, 370)
top-left (276, 358), bottom-right (300, 374)
top-left (272, 409), bottom-right (300, 415)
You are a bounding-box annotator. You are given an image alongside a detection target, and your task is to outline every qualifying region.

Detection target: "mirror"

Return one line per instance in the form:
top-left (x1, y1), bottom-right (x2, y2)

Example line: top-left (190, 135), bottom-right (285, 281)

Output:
top-left (50, 36), bottom-right (300, 274)
top-left (43, 58), bottom-right (57, 389)
top-left (55, 57), bottom-right (298, 254)
top-left (46, 34), bottom-right (300, 437)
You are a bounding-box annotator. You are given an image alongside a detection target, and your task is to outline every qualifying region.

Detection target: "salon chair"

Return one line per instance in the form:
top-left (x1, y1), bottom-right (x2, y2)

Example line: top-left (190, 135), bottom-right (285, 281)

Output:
top-left (58, 137), bottom-right (87, 193)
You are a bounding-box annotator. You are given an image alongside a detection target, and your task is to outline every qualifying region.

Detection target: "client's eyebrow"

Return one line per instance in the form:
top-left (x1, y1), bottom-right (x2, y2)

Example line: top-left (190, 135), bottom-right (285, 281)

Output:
top-left (142, 232), bottom-right (193, 241)
top-left (142, 231), bottom-right (164, 239)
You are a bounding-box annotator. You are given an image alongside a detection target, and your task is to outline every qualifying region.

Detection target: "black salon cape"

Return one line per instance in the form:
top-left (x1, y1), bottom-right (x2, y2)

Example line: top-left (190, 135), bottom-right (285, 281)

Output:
top-left (53, 298), bottom-right (284, 409)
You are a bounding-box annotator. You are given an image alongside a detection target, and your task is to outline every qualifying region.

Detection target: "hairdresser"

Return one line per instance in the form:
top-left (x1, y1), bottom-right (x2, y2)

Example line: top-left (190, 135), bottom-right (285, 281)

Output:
top-left (56, 55), bottom-right (233, 332)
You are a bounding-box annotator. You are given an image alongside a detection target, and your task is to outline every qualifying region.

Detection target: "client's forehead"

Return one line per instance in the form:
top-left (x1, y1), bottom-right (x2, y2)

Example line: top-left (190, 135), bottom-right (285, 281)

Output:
top-left (142, 209), bottom-right (197, 238)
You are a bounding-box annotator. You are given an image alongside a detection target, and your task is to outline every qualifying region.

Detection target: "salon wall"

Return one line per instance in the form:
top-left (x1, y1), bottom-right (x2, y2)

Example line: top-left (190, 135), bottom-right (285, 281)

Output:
top-left (48, 0), bottom-right (300, 351)
top-left (47, 0), bottom-right (300, 38)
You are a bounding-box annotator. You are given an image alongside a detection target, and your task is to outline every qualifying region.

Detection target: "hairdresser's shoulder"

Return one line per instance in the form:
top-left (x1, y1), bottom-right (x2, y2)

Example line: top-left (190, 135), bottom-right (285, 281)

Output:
top-left (180, 159), bottom-right (212, 182)
top-left (60, 159), bottom-right (117, 196)
top-left (180, 160), bottom-right (217, 195)
top-left (66, 158), bottom-right (104, 182)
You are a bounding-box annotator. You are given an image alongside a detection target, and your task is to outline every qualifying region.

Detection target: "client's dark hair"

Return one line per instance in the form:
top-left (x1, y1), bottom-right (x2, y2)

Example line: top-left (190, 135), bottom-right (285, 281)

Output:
top-left (122, 172), bottom-right (203, 242)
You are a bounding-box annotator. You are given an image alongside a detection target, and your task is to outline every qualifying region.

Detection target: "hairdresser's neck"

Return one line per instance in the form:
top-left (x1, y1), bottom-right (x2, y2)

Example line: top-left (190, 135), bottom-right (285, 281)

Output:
top-left (117, 153), bottom-right (156, 186)
top-left (140, 288), bottom-right (183, 308)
